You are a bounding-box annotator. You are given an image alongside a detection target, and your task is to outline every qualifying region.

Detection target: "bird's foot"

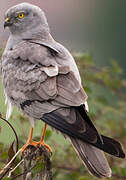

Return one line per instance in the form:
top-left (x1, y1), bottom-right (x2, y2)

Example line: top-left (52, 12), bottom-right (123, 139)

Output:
top-left (38, 141), bottom-right (52, 154)
top-left (21, 140), bottom-right (52, 154)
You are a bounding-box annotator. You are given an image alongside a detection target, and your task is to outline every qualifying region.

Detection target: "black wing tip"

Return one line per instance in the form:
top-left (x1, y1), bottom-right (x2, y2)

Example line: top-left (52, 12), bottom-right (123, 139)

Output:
top-left (110, 142), bottom-right (125, 159)
top-left (120, 152), bottom-right (125, 158)
top-left (42, 108), bottom-right (126, 159)
top-left (114, 151), bottom-right (125, 159)
top-left (101, 135), bottom-right (125, 158)
top-left (117, 144), bottom-right (125, 158)
top-left (117, 147), bottom-right (125, 158)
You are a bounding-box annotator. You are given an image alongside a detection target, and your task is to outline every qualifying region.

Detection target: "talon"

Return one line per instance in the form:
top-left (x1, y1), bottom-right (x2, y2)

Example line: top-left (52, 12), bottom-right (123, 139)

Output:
top-left (38, 141), bottom-right (52, 153)
top-left (21, 141), bottom-right (38, 154)
top-left (38, 123), bottom-right (52, 153)
top-left (21, 124), bottom-right (52, 154)
top-left (21, 141), bottom-right (52, 154)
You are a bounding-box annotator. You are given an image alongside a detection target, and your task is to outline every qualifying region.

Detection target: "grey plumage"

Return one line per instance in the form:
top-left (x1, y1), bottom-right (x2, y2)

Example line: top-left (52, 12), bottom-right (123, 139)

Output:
top-left (1, 3), bottom-right (125, 178)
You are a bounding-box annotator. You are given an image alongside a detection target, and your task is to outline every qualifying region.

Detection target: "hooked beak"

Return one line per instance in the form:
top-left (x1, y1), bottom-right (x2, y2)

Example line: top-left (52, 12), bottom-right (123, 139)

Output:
top-left (4, 17), bottom-right (12, 29)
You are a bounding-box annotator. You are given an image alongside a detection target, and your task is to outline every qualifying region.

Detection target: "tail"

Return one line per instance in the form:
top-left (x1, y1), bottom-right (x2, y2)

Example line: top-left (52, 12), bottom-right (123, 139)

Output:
top-left (42, 105), bottom-right (125, 178)
top-left (70, 137), bottom-right (112, 178)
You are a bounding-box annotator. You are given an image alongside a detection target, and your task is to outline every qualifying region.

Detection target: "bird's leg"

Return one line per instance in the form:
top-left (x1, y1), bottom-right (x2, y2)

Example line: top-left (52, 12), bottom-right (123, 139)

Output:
top-left (40, 123), bottom-right (47, 142)
top-left (22, 124), bottom-right (52, 154)
top-left (22, 127), bottom-right (38, 153)
top-left (27, 127), bottom-right (33, 143)
top-left (38, 123), bottom-right (52, 153)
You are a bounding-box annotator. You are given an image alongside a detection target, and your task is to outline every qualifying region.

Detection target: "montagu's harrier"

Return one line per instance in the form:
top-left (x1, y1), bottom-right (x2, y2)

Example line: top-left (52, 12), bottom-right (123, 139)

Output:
top-left (1, 3), bottom-right (125, 178)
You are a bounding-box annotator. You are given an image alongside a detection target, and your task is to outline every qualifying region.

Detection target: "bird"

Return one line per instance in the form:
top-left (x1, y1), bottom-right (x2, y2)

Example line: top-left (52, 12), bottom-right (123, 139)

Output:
top-left (1, 3), bottom-right (125, 178)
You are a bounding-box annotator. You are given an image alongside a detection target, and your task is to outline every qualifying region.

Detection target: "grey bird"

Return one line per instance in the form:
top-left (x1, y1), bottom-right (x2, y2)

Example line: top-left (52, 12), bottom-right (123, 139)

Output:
top-left (1, 3), bottom-right (125, 178)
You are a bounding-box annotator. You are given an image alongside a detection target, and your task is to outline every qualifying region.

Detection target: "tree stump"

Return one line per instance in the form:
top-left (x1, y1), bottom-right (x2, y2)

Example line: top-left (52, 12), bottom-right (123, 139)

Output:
top-left (21, 145), bottom-right (52, 180)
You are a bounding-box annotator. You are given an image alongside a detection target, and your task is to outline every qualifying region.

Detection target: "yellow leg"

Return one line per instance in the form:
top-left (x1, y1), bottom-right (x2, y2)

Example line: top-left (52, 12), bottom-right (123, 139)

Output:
top-left (22, 124), bottom-right (52, 154)
top-left (40, 124), bottom-right (47, 142)
top-left (39, 124), bottom-right (52, 153)
top-left (27, 127), bottom-right (33, 143)
top-left (22, 127), bottom-right (38, 153)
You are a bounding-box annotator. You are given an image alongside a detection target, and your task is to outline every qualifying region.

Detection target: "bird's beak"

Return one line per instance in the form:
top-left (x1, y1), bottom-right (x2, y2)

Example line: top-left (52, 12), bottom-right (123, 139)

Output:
top-left (4, 17), bottom-right (12, 29)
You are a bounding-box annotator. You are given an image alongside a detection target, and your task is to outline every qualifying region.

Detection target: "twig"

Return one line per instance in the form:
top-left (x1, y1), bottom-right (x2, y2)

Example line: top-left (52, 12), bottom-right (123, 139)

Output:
top-left (0, 168), bottom-right (11, 180)
top-left (10, 163), bottom-right (36, 180)
top-left (112, 174), bottom-right (126, 180)
top-left (0, 114), bottom-right (20, 179)
top-left (54, 164), bottom-right (126, 180)
top-left (0, 148), bottom-right (22, 175)
top-left (8, 159), bottom-right (24, 177)
top-left (0, 113), bottom-right (19, 152)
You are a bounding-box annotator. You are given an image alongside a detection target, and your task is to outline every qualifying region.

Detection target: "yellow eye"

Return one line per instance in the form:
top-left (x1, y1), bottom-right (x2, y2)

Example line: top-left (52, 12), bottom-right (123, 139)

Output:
top-left (18, 13), bottom-right (24, 19)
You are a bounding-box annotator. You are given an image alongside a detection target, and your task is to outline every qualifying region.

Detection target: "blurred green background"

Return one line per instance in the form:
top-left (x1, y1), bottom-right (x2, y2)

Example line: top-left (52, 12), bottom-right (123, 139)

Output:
top-left (0, 1), bottom-right (126, 179)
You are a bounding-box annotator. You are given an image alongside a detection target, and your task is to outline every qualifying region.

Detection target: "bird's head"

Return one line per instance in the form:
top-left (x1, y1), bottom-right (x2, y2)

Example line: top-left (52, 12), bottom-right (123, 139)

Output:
top-left (4, 3), bottom-right (49, 35)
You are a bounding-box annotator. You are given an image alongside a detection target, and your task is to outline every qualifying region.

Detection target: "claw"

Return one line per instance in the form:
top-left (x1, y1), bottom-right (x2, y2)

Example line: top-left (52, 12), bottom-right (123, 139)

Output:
top-left (21, 140), bottom-right (52, 154)
top-left (21, 140), bottom-right (38, 154)
top-left (39, 141), bottom-right (52, 154)
top-left (22, 124), bottom-right (52, 154)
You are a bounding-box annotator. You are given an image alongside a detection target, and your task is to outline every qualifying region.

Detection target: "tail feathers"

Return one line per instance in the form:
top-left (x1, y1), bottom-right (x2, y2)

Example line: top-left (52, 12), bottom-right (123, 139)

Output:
top-left (70, 137), bottom-right (112, 179)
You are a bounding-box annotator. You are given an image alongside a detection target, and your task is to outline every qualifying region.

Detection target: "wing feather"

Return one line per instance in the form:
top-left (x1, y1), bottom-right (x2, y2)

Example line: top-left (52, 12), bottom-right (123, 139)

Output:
top-left (2, 40), bottom-right (87, 117)
top-left (42, 106), bottom-right (125, 158)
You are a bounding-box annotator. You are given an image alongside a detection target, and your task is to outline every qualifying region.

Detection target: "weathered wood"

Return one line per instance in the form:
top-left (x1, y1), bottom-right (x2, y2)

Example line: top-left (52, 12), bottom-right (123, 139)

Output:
top-left (21, 145), bottom-right (52, 180)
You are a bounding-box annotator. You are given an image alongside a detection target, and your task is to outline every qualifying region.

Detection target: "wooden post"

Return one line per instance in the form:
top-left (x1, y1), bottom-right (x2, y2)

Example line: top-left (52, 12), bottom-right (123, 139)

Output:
top-left (21, 145), bottom-right (52, 180)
